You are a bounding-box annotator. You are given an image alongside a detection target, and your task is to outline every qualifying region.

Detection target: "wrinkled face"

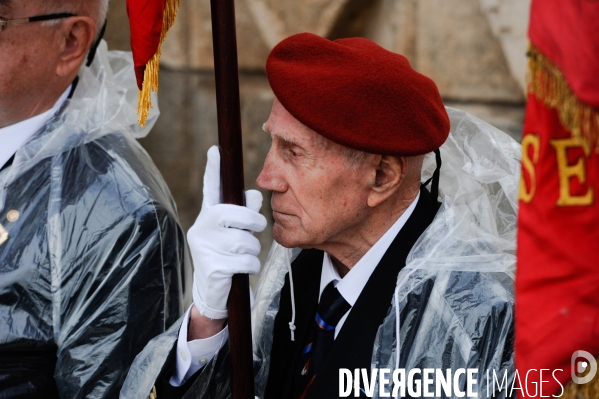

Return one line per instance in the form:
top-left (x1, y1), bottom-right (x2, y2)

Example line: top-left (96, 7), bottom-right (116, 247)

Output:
top-left (256, 100), bottom-right (375, 249)
top-left (0, 0), bottom-right (63, 127)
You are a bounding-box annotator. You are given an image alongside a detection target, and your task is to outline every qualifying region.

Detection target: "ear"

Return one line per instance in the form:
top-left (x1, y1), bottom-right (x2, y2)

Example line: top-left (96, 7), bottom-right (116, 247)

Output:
top-left (55, 17), bottom-right (96, 78)
top-left (367, 155), bottom-right (406, 207)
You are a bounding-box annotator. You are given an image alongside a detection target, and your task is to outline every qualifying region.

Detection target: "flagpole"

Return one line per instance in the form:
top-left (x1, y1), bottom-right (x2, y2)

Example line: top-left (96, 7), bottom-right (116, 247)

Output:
top-left (209, 0), bottom-right (255, 398)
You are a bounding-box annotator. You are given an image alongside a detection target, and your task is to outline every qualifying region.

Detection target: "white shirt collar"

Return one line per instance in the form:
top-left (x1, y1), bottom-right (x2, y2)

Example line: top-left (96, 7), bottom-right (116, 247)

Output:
top-left (0, 86), bottom-right (71, 170)
top-left (319, 190), bottom-right (421, 337)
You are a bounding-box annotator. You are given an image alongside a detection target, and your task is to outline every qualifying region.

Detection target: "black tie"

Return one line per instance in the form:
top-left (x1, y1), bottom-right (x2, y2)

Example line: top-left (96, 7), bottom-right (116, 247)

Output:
top-left (295, 281), bottom-right (351, 398)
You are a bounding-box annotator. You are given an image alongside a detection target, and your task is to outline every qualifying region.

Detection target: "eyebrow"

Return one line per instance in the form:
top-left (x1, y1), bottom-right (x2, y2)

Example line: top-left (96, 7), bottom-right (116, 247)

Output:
top-left (262, 122), bottom-right (320, 166)
top-left (262, 123), bottom-right (302, 148)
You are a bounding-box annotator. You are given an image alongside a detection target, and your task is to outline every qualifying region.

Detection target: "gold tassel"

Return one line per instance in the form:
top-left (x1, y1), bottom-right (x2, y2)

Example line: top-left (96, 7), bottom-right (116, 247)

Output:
top-left (557, 356), bottom-right (599, 399)
top-left (137, 0), bottom-right (181, 127)
top-left (149, 385), bottom-right (157, 399)
top-left (528, 44), bottom-right (599, 151)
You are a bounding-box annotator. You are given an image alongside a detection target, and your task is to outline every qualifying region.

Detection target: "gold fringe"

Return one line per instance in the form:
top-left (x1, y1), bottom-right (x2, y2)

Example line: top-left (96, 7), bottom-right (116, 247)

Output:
top-left (558, 356), bottom-right (599, 399)
top-left (528, 44), bottom-right (599, 150)
top-left (137, 0), bottom-right (181, 127)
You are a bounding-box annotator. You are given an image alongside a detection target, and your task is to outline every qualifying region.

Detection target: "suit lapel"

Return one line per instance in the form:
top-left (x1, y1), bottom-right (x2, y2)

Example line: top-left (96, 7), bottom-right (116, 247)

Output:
top-left (1, 154), bottom-right (15, 172)
top-left (265, 249), bottom-right (323, 399)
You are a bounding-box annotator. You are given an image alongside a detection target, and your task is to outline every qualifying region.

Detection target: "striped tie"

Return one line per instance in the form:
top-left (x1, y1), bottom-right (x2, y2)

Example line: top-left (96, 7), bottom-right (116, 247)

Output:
top-left (295, 281), bottom-right (351, 399)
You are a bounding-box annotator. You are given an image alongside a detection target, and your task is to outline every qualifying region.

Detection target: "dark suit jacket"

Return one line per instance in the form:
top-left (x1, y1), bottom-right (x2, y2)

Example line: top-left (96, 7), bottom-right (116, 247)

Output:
top-left (157, 187), bottom-right (437, 399)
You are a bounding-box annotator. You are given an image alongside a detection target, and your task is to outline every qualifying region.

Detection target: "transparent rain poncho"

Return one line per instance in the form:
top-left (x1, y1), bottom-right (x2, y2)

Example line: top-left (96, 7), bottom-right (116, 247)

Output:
top-left (0, 42), bottom-right (190, 398)
top-left (121, 107), bottom-right (519, 399)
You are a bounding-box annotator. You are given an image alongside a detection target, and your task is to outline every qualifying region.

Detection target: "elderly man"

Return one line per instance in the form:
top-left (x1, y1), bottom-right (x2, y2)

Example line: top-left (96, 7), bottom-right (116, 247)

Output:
top-left (123, 33), bottom-right (515, 399)
top-left (0, 0), bottom-right (188, 398)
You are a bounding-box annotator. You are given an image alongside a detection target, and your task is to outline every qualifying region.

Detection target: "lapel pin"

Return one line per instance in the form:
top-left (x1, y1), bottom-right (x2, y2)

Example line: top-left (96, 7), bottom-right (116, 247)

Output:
top-left (6, 210), bottom-right (19, 223)
top-left (0, 223), bottom-right (7, 246)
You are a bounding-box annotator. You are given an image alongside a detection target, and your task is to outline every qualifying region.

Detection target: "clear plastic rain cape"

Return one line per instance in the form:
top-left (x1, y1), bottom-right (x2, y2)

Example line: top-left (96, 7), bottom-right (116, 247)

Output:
top-left (0, 42), bottom-right (189, 398)
top-left (121, 107), bottom-right (519, 399)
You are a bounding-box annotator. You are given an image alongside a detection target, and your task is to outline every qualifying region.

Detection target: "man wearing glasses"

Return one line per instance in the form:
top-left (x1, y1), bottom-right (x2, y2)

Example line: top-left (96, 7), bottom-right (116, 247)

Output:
top-left (0, 1), bottom-right (189, 398)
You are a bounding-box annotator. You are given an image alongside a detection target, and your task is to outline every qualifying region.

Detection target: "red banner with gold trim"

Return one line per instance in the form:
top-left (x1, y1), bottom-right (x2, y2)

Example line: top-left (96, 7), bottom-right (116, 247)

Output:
top-left (517, 92), bottom-right (599, 397)
top-left (126, 0), bottom-right (180, 127)
top-left (516, 1), bottom-right (599, 397)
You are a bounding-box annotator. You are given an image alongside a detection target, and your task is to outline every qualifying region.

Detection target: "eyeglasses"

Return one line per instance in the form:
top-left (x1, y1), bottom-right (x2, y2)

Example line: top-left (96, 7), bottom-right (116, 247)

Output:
top-left (0, 12), bottom-right (75, 35)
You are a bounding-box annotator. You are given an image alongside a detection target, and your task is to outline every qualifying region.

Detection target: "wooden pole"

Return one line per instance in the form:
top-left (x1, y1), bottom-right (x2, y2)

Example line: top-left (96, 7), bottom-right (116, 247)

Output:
top-left (209, 0), bottom-right (255, 398)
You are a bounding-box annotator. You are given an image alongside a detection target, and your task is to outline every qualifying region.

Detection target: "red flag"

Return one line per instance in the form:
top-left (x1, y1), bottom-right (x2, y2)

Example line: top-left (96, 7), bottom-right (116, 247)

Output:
top-left (516, 0), bottom-right (599, 397)
top-left (528, 0), bottom-right (599, 110)
top-left (126, 0), bottom-right (180, 127)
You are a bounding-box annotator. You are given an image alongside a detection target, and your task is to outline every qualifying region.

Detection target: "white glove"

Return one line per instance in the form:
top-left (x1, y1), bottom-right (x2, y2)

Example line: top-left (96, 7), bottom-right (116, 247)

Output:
top-left (188, 146), bottom-right (267, 320)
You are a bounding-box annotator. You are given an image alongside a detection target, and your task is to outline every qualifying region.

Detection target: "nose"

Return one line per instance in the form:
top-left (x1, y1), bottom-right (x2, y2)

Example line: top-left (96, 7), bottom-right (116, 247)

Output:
top-left (256, 147), bottom-right (287, 192)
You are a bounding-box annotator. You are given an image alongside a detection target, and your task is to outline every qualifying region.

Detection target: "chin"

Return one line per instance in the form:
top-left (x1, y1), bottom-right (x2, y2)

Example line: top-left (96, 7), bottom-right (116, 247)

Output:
top-left (272, 229), bottom-right (295, 249)
top-left (273, 224), bottom-right (318, 250)
top-left (273, 224), bottom-right (303, 249)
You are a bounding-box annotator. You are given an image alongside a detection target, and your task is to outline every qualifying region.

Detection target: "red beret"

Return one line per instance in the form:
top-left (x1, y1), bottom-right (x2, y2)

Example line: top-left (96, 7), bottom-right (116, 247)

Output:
top-left (266, 33), bottom-right (450, 156)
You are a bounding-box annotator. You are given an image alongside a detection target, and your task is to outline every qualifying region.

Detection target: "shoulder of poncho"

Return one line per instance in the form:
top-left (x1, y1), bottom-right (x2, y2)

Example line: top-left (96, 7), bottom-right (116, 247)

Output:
top-left (55, 127), bottom-right (172, 219)
top-left (428, 270), bottom-right (514, 333)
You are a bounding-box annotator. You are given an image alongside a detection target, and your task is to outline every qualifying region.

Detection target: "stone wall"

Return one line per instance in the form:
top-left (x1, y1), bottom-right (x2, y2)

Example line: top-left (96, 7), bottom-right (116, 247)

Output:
top-left (104, 0), bottom-right (529, 262)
